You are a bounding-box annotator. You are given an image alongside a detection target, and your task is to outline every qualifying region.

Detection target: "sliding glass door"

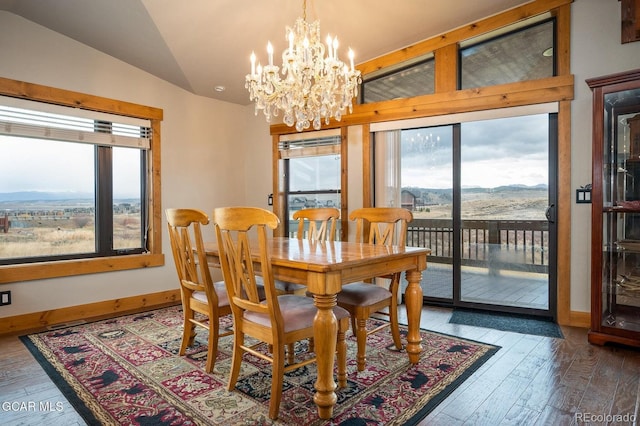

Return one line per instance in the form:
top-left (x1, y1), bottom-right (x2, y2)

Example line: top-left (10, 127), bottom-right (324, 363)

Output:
top-left (398, 126), bottom-right (455, 300)
top-left (458, 114), bottom-right (554, 314)
top-left (379, 109), bottom-right (557, 318)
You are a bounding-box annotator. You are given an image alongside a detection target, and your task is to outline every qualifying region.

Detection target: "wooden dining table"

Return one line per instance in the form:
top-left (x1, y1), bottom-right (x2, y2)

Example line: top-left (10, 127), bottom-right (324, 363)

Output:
top-left (205, 236), bottom-right (429, 420)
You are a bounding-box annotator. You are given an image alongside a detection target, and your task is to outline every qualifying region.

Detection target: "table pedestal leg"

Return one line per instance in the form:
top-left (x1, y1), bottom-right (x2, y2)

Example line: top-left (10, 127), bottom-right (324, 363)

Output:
top-left (405, 269), bottom-right (423, 364)
top-left (313, 293), bottom-right (337, 419)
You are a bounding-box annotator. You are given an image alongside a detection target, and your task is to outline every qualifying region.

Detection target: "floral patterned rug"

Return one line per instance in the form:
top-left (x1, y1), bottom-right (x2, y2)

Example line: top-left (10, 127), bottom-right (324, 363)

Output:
top-left (21, 305), bottom-right (499, 425)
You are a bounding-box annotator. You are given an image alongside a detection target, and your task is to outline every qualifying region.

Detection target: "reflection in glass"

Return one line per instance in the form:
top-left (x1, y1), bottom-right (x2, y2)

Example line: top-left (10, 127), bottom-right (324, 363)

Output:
top-left (460, 20), bottom-right (554, 89)
top-left (361, 58), bottom-right (434, 103)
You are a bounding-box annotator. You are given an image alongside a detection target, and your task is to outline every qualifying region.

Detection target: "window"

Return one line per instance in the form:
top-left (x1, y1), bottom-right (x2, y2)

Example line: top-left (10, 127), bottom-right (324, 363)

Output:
top-left (360, 55), bottom-right (435, 103)
top-left (459, 18), bottom-right (555, 89)
top-left (357, 16), bottom-right (555, 106)
top-left (279, 131), bottom-right (342, 237)
top-left (0, 104), bottom-right (149, 264)
top-left (0, 78), bottom-right (163, 283)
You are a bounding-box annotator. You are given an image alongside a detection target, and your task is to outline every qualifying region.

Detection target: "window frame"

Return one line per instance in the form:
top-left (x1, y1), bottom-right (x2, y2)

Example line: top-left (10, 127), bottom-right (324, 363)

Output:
top-left (272, 128), bottom-right (349, 239)
top-left (280, 138), bottom-right (342, 236)
top-left (0, 77), bottom-right (164, 284)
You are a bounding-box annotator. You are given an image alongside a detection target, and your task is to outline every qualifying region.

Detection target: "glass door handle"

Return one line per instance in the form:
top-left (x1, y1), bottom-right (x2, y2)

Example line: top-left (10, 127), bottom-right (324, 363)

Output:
top-left (545, 204), bottom-right (555, 223)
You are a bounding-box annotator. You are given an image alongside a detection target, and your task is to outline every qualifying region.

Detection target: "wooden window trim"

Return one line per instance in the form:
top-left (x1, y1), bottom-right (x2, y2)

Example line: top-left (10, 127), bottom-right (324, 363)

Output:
top-left (356, 0), bottom-right (572, 77)
top-left (0, 77), bottom-right (164, 284)
top-left (272, 130), bottom-right (349, 239)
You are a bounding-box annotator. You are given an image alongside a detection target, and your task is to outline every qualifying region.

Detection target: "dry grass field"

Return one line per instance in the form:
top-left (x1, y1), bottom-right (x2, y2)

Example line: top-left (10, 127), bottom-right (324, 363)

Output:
top-left (0, 214), bottom-right (141, 259)
top-left (415, 190), bottom-right (548, 221)
top-left (0, 187), bottom-right (547, 260)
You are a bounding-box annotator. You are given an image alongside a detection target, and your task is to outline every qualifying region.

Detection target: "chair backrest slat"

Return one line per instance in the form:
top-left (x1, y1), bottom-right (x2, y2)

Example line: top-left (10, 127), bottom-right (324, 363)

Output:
top-left (213, 207), bottom-right (281, 325)
top-left (166, 208), bottom-right (217, 302)
top-left (293, 207), bottom-right (340, 241)
top-left (349, 207), bottom-right (413, 247)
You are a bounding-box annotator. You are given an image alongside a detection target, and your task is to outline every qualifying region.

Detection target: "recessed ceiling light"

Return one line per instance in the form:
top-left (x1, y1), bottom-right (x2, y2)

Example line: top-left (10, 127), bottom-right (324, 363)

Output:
top-left (214, 85), bottom-right (226, 92)
top-left (542, 47), bottom-right (553, 57)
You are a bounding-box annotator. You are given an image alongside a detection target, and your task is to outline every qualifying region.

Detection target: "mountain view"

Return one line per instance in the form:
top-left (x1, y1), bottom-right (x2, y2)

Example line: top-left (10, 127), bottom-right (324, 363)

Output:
top-left (404, 184), bottom-right (548, 220)
top-left (0, 191), bottom-right (94, 202)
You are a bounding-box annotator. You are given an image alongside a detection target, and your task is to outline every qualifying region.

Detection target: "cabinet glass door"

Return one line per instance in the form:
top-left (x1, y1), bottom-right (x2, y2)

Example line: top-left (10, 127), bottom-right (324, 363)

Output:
top-left (602, 87), bottom-right (640, 333)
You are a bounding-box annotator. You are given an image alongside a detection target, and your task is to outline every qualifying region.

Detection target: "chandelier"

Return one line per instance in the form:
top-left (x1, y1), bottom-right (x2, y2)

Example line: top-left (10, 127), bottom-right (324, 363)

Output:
top-left (245, 0), bottom-right (362, 132)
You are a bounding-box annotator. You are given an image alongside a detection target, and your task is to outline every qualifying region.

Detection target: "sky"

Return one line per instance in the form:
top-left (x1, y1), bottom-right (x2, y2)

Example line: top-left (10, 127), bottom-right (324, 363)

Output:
top-left (0, 136), bottom-right (142, 199)
top-left (1, 114), bottom-right (550, 199)
top-left (401, 114), bottom-right (549, 189)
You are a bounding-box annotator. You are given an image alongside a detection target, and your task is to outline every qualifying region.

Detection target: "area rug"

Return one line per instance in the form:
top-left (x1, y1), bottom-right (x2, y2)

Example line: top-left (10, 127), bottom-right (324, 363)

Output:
top-left (21, 305), bottom-right (499, 426)
top-left (449, 309), bottom-right (564, 338)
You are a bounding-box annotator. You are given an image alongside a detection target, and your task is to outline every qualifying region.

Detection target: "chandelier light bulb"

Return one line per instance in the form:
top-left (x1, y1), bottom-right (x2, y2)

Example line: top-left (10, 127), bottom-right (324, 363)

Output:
top-left (245, 3), bottom-right (361, 132)
top-left (250, 52), bottom-right (256, 76)
top-left (267, 42), bottom-right (274, 66)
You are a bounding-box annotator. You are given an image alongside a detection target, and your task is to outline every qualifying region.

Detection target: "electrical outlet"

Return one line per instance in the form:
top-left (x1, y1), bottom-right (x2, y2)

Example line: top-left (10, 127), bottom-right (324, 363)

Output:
top-left (0, 291), bottom-right (11, 306)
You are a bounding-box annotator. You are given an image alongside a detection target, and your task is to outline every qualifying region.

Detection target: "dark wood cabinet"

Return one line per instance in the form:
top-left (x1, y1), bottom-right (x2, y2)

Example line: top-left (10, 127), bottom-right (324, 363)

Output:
top-left (588, 68), bottom-right (640, 348)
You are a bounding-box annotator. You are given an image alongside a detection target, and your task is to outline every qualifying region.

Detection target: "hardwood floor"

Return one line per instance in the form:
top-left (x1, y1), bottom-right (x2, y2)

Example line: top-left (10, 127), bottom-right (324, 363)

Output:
top-left (0, 330), bottom-right (85, 425)
top-left (1, 305), bottom-right (638, 425)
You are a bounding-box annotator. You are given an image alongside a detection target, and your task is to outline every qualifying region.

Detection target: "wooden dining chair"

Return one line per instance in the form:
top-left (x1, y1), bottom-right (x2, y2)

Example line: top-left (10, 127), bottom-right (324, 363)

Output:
top-left (212, 206), bottom-right (350, 420)
top-left (291, 207), bottom-right (341, 353)
top-left (274, 207), bottom-right (341, 297)
top-left (165, 208), bottom-right (233, 374)
top-left (337, 207), bottom-right (413, 371)
top-left (293, 207), bottom-right (340, 241)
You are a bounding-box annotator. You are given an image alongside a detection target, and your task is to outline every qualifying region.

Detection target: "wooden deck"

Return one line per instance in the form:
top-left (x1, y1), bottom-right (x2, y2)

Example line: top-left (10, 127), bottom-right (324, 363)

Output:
top-left (408, 263), bottom-right (549, 310)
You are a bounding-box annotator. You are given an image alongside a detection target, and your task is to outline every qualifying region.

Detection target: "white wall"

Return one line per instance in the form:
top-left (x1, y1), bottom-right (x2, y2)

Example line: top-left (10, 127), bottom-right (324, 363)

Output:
top-left (0, 11), bottom-right (258, 317)
top-left (570, 0), bottom-right (640, 312)
top-left (242, 108), bottom-right (273, 210)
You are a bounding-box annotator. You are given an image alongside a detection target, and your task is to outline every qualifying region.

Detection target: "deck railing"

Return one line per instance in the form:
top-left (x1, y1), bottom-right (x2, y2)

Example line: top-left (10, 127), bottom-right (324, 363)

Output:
top-left (406, 218), bottom-right (549, 274)
top-left (287, 217), bottom-right (549, 274)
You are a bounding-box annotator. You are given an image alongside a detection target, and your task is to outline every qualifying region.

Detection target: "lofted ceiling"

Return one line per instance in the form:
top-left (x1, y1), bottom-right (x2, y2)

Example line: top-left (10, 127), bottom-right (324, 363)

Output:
top-left (0, 0), bottom-right (532, 106)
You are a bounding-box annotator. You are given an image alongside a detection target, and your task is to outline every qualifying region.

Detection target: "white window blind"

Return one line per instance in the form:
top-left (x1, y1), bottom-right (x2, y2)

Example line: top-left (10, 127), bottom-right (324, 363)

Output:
top-left (279, 129), bottom-right (341, 159)
top-left (0, 96), bottom-right (151, 149)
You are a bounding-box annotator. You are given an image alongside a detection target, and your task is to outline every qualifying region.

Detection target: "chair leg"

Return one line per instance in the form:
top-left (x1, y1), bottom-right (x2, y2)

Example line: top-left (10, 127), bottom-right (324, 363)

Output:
top-left (286, 343), bottom-right (295, 364)
top-left (180, 317), bottom-right (195, 356)
top-left (336, 320), bottom-right (348, 388)
top-left (355, 317), bottom-right (368, 371)
top-left (350, 316), bottom-right (357, 338)
top-left (308, 337), bottom-right (314, 353)
top-left (389, 302), bottom-right (403, 350)
top-left (269, 345), bottom-right (286, 420)
top-left (205, 319), bottom-right (219, 373)
top-left (227, 331), bottom-right (244, 391)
